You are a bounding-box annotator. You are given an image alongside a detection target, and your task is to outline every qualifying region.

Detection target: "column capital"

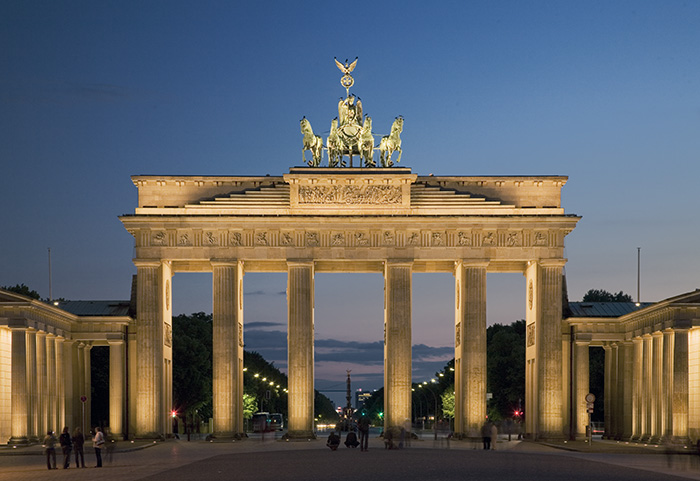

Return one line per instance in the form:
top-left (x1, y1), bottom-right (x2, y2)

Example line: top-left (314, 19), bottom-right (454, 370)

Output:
top-left (532, 258), bottom-right (567, 268)
top-left (455, 259), bottom-right (489, 269)
top-left (286, 259), bottom-right (315, 268)
top-left (133, 259), bottom-right (165, 268)
top-left (211, 259), bottom-right (242, 268)
top-left (107, 340), bottom-right (125, 346)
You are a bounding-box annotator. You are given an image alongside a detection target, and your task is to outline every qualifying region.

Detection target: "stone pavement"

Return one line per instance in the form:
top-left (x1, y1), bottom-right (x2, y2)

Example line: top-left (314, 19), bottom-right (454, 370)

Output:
top-left (1, 435), bottom-right (699, 481)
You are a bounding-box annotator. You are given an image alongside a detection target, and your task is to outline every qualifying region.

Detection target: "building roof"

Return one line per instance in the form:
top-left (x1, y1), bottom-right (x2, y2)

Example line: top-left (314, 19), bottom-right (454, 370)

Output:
top-left (56, 300), bottom-right (131, 317)
top-left (567, 302), bottom-right (653, 318)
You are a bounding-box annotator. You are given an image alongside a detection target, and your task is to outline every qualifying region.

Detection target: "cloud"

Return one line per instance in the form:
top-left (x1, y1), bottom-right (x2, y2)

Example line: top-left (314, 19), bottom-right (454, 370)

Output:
top-left (246, 321), bottom-right (285, 329)
top-left (245, 290), bottom-right (286, 296)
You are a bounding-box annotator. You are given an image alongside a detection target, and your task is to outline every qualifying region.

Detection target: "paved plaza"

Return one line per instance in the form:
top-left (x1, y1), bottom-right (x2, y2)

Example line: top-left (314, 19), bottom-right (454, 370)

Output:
top-left (2, 435), bottom-right (700, 481)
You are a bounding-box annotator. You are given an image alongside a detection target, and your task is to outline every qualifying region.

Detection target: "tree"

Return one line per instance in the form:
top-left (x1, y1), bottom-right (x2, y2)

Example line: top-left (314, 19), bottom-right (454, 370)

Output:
top-left (441, 386), bottom-right (455, 419)
top-left (243, 393), bottom-right (258, 419)
top-left (2, 283), bottom-right (41, 299)
top-left (486, 320), bottom-right (526, 420)
top-left (582, 289), bottom-right (633, 302)
top-left (172, 312), bottom-right (213, 419)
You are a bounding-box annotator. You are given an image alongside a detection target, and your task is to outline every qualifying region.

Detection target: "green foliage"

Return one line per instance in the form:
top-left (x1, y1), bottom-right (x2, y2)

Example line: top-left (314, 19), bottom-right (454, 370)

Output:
top-left (486, 320), bottom-right (526, 419)
top-left (243, 393), bottom-right (258, 419)
top-left (172, 312), bottom-right (213, 419)
top-left (2, 283), bottom-right (41, 299)
top-left (441, 386), bottom-right (455, 418)
top-left (582, 289), bottom-right (633, 302)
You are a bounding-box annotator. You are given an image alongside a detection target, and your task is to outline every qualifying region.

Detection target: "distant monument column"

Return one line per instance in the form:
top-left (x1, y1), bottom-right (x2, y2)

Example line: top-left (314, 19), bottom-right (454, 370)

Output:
top-left (287, 261), bottom-right (315, 438)
top-left (36, 331), bottom-right (47, 438)
top-left (46, 333), bottom-right (56, 436)
top-left (26, 329), bottom-right (37, 440)
top-left (620, 340), bottom-right (634, 439)
top-left (631, 337), bottom-right (643, 439)
top-left (383, 261), bottom-right (412, 431)
top-left (641, 334), bottom-right (652, 441)
top-left (651, 332), bottom-right (663, 442)
top-left (454, 261), bottom-right (487, 438)
top-left (134, 259), bottom-right (171, 438)
top-left (9, 326), bottom-right (29, 444)
top-left (212, 261), bottom-right (244, 438)
top-left (55, 337), bottom-right (65, 431)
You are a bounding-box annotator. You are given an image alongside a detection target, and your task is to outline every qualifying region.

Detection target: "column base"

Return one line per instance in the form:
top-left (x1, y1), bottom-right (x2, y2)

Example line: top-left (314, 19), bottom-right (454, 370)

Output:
top-left (8, 436), bottom-right (30, 445)
top-left (209, 432), bottom-right (247, 441)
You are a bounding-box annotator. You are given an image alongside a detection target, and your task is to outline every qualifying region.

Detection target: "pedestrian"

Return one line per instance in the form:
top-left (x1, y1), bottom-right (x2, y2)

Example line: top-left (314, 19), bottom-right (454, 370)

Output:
top-left (326, 430), bottom-right (340, 451)
top-left (344, 430), bottom-right (359, 448)
top-left (93, 426), bottom-right (105, 467)
top-left (358, 411), bottom-right (371, 452)
top-left (490, 422), bottom-right (498, 450)
top-left (72, 426), bottom-right (86, 468)
top-left (59, 426), bottom-right (72, 469)
top-left (481, 421), bottom-right (491, 450)
top-left (43, 430), bottom-right (57, 470)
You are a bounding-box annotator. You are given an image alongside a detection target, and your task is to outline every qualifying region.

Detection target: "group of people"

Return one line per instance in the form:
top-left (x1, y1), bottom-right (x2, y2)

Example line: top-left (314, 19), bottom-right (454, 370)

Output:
top-left (42, 426), bottom-right (106, 470)
top-left (327, 411), bottom-right (371, 452)
top-left (481, 421), bottom-right (498, 450)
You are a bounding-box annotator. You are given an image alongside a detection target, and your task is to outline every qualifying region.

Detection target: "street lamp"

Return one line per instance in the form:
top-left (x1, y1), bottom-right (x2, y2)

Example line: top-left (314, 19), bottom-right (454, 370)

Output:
top-left (418, 383), bottom-right (439, 440)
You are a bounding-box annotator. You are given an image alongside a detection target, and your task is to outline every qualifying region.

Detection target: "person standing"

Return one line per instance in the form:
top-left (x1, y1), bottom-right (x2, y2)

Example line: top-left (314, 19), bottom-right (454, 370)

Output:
top-left (358, 411), bottom-right (371, 452)
top-left (59, 426), bottom-right (72, 469)
top-left (93, 427), bottom-right (105, 467)
top-left (481, 421), bottom-right (492, 450)
top-left (490, 422), bottom-right (498, 450)
top-left (72, 427), bottom-right (86, 468)
top-left (43, 430), bottom-right (57, 470)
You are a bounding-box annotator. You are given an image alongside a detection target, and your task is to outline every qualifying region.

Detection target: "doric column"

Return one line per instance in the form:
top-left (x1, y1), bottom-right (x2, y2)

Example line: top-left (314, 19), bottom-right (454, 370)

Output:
top-left (134, 259), bottom-right (171, 438)
top-left (55, 337), bottom-right (65, 431)
top-left (672, 329), bottom-right (689, 440)
top-left (651, 332), bottom-right (663, 442)
top-left (26, 329), bottom-right (37, 440)
top-left (454, 261), bottom-right (486, 438)
top-left (631, 337), bottom-right (642, 440)
top-left (46, 333), bottom-right (56, 435)
top-left (620, 341), bottom-right (634, 439)
top-left (109, 340), bottom-right (126, 438)
top-left (610, 343), bottom-right (619, 438)
top-left (287, 261), bottom-right (315, 438)
top-left (641, 334), bottom-right (652, 441)
top-left (527, 260), bottom-right (565, 439)
top-left (603, 344), bottom-right (612, 438)
top-left (36, 331), bottom-right (47, 438)
top-left (83, 344), bottom-right (92, 431)
top-left (384, 261), bottom-right (412, 432)
top-left (212, 261), bottom-right (244, 438)
top-left (62, 340), bottom-right (77, 432)
top-left (662, 329), bottom-right (674, 439)
top-left (572, 340), bottom-right (589, 440)
top-left (9, 327), bottom-right (29, 444)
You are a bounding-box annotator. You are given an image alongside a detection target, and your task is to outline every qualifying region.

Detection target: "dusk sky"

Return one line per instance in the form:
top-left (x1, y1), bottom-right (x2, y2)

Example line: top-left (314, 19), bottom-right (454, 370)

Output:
top-left (2, 1), bottom-right (699, 406)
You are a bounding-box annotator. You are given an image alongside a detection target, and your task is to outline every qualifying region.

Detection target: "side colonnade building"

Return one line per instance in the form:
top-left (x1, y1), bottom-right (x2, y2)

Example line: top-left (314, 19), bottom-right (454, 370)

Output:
top-left (0, 290), bottom-right (131, 444)
top-left (566, 290), bottom-right (700, 443)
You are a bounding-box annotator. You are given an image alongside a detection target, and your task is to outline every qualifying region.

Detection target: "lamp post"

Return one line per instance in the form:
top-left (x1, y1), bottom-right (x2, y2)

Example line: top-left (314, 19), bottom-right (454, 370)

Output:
top-left (419, 381), bottom-right (439, 440)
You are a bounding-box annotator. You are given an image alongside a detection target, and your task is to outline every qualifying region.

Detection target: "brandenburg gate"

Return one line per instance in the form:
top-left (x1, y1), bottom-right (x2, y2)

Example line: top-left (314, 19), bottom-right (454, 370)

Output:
top-left (118, 60), bottom-right (580, 440)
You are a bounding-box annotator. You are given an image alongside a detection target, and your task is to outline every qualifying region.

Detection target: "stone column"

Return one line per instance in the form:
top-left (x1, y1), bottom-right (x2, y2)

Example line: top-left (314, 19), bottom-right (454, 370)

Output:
top-left (672, 329), bottom-right (689, 440)
top-left (83, 344), bottom-right (91, 431)
top-left (603, 344), bottom-right (612, 438)
top-left (287, 261), bottom-right (315, 438)
top-left (536, 261), bottom-right (565, 439)
top-left (610, 343), bottom-right (619, 438)
top-left (55, 337), bottom-right (65, 431)
top-left (384, 261), bottom-right (412, 432)
top-left (212, 261), bottom-right (244, 438)
top-left (454, 261), bottom-right (486, 439)
top-left (135, 260), bottom-right (170, 438)
top-left (651, 332), bottom-right (663, 442)
top-left (26, 329), bottom-right (37, 440)
top-left (573, 341), bottom-right (589, 440)
top-left (641, 334), bottom-right (652, 441)
top-left (62, 340), bottom-right (76, 432)
top-left (46, 333), bottom-right (56, 435)
top-left (631, 337), bottom-right (642, 440)
top-left (662, 329), bottom-right (674, 439)
top-left (109, 340), bottom-right (126, 438)
top-left (36, 331), bottom-right (47, 438)
top-left (9, 327), bottom-right (29, 444)
top-left (620, 341), bottom-right (634, 439)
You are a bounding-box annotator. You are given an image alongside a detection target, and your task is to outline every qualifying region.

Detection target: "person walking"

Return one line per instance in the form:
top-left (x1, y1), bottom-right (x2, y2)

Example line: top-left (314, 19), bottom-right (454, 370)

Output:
top-left (481, 421), bottom-right (492, 450)
top-left (43, 430), bottom-right (57, 470)
top-left (72, 427), bottom-right (86, 468)
top-left (358, 411), bottom-right (371, 452)
top-left (93, 426), bottom-right (105, 467)
top-left (59, 426), bottom-right (72, 469)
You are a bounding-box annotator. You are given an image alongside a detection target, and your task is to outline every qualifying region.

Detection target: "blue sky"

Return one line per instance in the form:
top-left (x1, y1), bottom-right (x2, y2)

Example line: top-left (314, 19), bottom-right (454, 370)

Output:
top-left (2, 1), bottom-right (699, 406)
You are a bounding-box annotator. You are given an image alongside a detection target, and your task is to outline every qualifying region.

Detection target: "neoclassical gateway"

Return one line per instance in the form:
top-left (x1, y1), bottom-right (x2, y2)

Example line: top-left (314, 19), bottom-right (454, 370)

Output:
top-left (1, 61), bottom-right (699, 444)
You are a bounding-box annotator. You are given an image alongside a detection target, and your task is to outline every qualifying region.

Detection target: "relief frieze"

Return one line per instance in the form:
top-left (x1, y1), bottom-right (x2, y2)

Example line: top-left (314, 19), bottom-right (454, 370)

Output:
top-left (280, 232), bottom-right (295, 246)
top-left (255, 232), bottom-right (269, 246)
top-left (533, 231), bottom-right (548, 246)
top-left (507, 232), bottom-right (522, 247)
top-left (331, 232), bottom-right (345, 246)
top-left (152, 231), bottom-right (167, 246)
top-left (407, 232), bottom-right (420, 246)
top-left (457, 231), bottom-right (472, 246)
top-left (298, 185), bottom-right (402, 204)
top-left (229, 232), bottom-right (242, 246)
top-left (306, 232), bottom-right (320, 247)
top-left (431, 232), bottom-right (445, 246)
top-left (205, 231), bottom-right (218, 246)
top-left (383, 231), bottom-right (395, 246)
top-left (482, 232), bottom-right (496, 246)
